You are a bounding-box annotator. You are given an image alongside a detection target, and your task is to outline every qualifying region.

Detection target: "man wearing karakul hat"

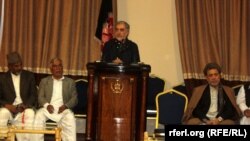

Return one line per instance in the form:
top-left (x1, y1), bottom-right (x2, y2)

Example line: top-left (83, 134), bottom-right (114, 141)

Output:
top-left (0, 51), bottom-right (37, 141)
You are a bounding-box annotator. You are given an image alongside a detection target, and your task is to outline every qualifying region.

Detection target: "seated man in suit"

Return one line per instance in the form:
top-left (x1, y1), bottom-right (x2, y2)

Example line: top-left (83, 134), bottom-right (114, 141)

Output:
top-left (101, 21), bottom-right (140, 64)
top-left (236, 84), bottom-right (250, 124)
top-left (33, 57), bottom-right (78, 141)
top-left (0, 51), bottom-right (37, 141)
top-left (182, 62), bottom-right (241, 125)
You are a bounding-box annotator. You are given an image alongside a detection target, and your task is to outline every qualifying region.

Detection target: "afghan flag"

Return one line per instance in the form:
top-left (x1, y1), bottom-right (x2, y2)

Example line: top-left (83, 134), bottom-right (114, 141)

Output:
top-left (95, 0), bottom-right (113, 51)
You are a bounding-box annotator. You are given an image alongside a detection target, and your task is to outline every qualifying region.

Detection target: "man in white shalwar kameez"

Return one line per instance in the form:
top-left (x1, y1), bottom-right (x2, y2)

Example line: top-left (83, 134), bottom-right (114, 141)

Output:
top-left (236, 85), bottom-right (250, 124)
top-left (33, 58), bottom-right (78, 141)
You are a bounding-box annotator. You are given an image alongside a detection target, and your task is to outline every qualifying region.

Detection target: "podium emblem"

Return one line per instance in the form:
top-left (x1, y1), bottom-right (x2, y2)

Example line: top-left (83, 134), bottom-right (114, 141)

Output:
top-left (111, 79), bottom-right (124, 94)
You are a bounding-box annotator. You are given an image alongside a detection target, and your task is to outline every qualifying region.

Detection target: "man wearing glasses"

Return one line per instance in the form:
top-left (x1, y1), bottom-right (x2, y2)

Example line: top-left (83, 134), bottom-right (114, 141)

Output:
top-left (101, 21), bottom-right (140, 64)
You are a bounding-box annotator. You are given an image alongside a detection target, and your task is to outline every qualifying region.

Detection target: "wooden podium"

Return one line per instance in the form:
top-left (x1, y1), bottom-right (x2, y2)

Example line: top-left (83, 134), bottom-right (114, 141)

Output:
top-left (85, 62), bottom-right (151, 141)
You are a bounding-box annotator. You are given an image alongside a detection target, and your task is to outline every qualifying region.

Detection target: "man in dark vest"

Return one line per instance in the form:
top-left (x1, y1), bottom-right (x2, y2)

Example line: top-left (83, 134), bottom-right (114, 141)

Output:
top-left (182, 62), bottom-right (241, 125)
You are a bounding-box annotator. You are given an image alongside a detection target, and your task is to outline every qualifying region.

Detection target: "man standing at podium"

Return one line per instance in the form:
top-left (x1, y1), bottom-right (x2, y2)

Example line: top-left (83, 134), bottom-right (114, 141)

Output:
top-left (101, 21), bottom-right (140, 64)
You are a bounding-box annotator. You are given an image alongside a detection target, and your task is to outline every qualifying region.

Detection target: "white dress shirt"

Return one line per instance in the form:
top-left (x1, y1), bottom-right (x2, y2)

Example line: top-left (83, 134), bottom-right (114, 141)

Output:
top-left (206, 86), bottom-right (218, 119)
top-left (11, 73), bottom-right (22, 105)
top-left (236, 85), bottom-right (250, 125)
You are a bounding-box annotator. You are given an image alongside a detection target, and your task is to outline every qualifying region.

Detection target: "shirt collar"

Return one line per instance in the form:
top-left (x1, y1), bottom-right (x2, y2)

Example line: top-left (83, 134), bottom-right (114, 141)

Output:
top-left (209, 85), bottom-right (218, 92)
top-left (11, 72), bottom-right (21, 77)
top-left (52, 76), bottom-right (64, 81)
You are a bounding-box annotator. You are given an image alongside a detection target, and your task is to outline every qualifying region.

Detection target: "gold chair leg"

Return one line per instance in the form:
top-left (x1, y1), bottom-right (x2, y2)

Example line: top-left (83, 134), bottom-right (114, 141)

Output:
top-left (55, 127), bottom-right (62, 141)
top-left (7, 127), bottom-right (15, 141)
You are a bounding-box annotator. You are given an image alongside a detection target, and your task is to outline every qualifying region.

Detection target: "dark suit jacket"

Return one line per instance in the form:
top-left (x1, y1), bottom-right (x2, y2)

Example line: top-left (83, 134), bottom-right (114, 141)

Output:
top-left (101, 38), bottom-right (140, 64)
top-left (0, 70), bottom-right (37, 108)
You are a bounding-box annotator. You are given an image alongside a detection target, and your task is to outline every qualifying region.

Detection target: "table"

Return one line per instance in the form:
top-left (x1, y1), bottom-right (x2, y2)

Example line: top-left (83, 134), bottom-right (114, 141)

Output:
top-left (0, 126), bottom-right (62, 141)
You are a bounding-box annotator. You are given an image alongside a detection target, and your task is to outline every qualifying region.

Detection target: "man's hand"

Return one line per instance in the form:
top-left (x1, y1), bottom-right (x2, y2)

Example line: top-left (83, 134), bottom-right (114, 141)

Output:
top-left (4, 104), bottom-right (18, 114)
top-left (210, 118), bottom-right (221, 125)
top-left (47, 105), bottom-right (54, 114)
top-left (204, 120), bottom-right (213, 125)
top-left (244, 109), bottom-right (250, 118)
top-left (112, 57), bottom-right (123, 64)
top-left (58, 105), bottom-right (67, 114)
top-left (16, 103), bottom-right (27, 113)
